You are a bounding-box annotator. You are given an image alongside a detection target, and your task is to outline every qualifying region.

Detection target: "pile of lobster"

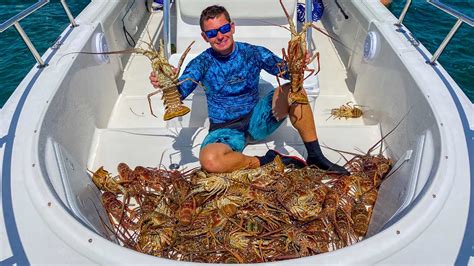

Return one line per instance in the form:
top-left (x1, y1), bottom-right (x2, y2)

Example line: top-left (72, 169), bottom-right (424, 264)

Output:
top-left (91, 149), bottom-right (391, 263)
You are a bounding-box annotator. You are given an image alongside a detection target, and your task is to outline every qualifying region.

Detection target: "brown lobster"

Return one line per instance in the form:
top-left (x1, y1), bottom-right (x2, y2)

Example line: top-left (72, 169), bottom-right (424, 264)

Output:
top-left (277, 0), bottom-right (320, 104)
top-left (73, 38), bottom-right (204, 120)
top-left (90, 139), bottom-right (398, 262)
top-left (277, 0), bottom-right (347, 105)
top-left (145, 39), bottom-right (205, 120)
top-left (328, 101), bottom-right (364, 120)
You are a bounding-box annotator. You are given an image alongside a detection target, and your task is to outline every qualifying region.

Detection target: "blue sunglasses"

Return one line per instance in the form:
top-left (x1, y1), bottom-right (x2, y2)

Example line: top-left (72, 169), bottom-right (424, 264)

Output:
top-left (203, 23), bottom-right (232, 39)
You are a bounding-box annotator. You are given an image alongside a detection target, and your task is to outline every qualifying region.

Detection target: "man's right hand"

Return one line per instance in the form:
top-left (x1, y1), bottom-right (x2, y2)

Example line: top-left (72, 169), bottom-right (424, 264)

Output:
top-left (149, 71), bottom-right (160, 89)
top-left (149, 68), bottom-right (179, 89)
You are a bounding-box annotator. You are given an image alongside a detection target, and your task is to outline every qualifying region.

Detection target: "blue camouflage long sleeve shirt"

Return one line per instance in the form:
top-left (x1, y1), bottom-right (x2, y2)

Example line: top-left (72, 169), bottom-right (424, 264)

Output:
top-left (177, 42), bottom-right (288, 124)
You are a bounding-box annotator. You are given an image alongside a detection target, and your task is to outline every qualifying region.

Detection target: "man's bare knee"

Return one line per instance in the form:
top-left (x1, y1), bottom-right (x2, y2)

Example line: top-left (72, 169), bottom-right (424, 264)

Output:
top-left (200, 151), bottom-right (220, 172)
top-left (199, 144), bottom-right (229, 172)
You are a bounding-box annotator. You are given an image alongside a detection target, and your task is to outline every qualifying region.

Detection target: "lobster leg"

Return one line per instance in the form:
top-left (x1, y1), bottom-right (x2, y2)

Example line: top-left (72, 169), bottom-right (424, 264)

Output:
top-left (303, 66), bottom-right (315, 81)
top-left (275, 48), bottom-right (290, 89)
top-left (312, 51), bottom-right (321, 76)
top-left (176, 41), bottom-right (195, 73)
top-left (147, 89), bottom-right (163, 118)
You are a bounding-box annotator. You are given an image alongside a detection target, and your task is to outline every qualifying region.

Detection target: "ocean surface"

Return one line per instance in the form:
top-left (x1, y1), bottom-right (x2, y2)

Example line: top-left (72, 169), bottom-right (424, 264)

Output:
top-left (389, 0), bottom-right (473, 101)
top-left (0, 0), bottom-right (472, 107)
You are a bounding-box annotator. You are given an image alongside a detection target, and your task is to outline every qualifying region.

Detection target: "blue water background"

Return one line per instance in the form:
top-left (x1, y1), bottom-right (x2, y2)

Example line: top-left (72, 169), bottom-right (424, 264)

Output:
top-left (0, 0), bottom-right (91, 107)
top-left (389, 0), bottom-right (473, 101)
top-left (0, 0), bottom-right (472, 107)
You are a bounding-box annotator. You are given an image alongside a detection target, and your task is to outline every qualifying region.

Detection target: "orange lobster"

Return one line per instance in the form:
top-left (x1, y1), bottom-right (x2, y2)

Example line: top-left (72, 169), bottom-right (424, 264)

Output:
top-left (277, 0), bottom-right (345, 104)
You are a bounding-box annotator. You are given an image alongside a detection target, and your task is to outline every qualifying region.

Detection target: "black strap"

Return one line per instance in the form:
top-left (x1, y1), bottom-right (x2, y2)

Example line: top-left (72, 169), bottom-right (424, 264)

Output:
top-left (209, 112), bottom-right (252, 132)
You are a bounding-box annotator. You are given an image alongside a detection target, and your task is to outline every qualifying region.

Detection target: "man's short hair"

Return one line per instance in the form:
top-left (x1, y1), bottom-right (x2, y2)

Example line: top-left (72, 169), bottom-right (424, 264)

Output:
top-left (199, 5), bottom-right (231, 31)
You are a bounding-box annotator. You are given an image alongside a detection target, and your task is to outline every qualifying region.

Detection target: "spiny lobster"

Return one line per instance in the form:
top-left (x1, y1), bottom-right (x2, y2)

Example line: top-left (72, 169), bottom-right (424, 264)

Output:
top-left (73, 38), bottom-right (204, 120)
top-left (277, 0), bottom-right (346, 105)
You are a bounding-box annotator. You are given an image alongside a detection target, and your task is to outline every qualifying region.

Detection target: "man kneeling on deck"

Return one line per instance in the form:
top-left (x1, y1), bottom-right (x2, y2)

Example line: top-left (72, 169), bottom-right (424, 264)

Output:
top-left (150, 5), bottom-right (348, 175)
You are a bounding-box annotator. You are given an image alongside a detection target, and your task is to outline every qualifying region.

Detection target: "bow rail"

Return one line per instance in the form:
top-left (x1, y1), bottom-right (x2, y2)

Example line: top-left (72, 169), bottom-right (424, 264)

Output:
top-left (0, 0), bottom-right (78, 68)
top-left (394, 0), bottom-right (473, 65)
top-left (427, 0), bottom-right (473, 64)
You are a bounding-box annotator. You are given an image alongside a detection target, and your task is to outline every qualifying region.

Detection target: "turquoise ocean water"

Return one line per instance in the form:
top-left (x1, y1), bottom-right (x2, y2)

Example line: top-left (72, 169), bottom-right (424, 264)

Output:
top-left (0, 0), bottom-right (91, 106)
top-left (389, 0), bottom-right (473, 101)
top-left (0, 0), bottom-right (472, 107)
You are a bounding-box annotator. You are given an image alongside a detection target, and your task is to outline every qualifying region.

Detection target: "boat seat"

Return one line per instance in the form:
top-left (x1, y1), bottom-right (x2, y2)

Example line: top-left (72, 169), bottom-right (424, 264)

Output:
top-left (175, 0), bottom-right (297, 54)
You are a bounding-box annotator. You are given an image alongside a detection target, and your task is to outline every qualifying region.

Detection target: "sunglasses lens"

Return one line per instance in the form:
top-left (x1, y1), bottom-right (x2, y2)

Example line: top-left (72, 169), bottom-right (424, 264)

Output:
top-left (204, 23), bottom-right (231, 38)
top-left (205, 29), bottom-right (218, 38)
top-left (220, 23), bottom-right (231, 34)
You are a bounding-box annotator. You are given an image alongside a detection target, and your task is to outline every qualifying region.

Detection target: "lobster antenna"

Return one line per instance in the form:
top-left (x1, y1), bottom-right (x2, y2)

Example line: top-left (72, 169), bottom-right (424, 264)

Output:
top-left (254, 19), bottom-right (291, 32)
top-left (367, 107), bottom-right (412, 155)
top-left (145, 28), bottom-right (156, 53)
top-left (57, 49), bottom-right (136, 65)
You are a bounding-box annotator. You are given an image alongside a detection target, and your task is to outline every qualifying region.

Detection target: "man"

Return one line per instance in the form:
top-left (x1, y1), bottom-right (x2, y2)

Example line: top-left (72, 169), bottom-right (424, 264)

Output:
top-left (150, 5), bottom-right (348, 175)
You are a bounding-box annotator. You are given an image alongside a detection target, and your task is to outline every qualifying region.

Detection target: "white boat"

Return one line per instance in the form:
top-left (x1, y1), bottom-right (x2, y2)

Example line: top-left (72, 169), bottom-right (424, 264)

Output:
top-left (1, 0), bottom-right (472, 264)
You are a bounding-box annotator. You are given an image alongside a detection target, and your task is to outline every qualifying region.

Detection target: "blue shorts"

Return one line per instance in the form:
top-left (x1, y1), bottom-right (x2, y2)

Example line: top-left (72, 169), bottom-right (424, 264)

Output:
top-left (201, 90), bottom-right (285, 152)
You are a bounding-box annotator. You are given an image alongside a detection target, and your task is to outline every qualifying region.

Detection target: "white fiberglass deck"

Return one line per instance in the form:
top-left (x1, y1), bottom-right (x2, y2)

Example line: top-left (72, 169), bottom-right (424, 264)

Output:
top-left (89, 13), bottom-right (382, 172)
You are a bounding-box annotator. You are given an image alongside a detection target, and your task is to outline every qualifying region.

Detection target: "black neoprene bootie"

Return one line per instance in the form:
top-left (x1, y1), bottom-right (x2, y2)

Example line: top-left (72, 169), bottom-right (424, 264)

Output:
top-left (304, 140), bottom-right (350, 175)
top-left (257, 149), bottom-right (307, 168)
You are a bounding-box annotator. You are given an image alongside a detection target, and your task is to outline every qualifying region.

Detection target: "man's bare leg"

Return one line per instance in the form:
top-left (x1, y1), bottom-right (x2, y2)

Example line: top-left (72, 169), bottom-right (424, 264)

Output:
top-left (272, 84), bottom-right (348, 174)
top-left (199, 143), bottom-right (259, 173)
top-left (199, 84), bottom-right (346, 174)
top-left (272, 83), bottom-right (317, 141)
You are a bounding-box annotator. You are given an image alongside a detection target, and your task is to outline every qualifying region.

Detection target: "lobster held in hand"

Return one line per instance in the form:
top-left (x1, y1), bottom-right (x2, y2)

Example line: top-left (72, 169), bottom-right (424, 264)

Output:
top-left (144, 39), bottom-right (199, 120)
top-left (277, 0), bottom-right (341, 105)
top-left (73, 38), bottom-right (203, 120)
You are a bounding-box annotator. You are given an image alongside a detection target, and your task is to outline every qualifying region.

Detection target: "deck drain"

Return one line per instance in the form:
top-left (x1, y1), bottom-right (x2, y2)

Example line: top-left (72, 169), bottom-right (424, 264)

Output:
top-left (169, 163), bottom-right (180, 170)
